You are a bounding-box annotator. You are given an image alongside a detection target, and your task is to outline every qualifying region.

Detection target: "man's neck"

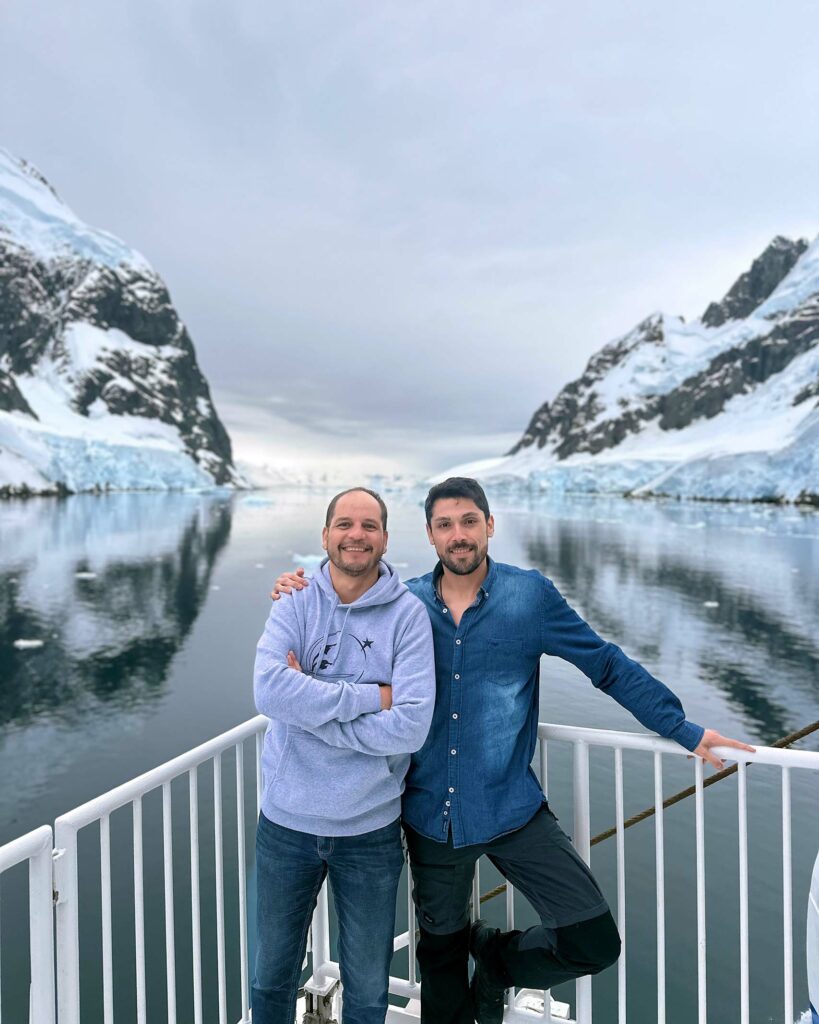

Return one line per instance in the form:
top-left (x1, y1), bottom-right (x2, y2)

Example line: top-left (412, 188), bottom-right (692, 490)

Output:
top-left (329, 562), bottom-right (380, 604)
top-left (439, 558), bottom-right (489, 604)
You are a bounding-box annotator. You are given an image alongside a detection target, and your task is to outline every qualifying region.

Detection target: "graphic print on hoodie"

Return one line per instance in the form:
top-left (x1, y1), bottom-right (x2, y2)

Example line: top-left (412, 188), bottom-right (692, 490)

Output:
top-left (254, 558), bottom-right (435, 837)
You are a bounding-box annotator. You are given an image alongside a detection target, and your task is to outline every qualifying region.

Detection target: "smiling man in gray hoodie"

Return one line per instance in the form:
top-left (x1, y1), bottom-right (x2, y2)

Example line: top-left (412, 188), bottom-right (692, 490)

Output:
top-left (252, 487), bottom-right (435, 1024)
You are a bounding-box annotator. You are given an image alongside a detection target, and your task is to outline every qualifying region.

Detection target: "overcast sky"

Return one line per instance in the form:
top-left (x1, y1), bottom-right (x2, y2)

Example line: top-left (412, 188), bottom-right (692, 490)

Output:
top-left (3, 1), bottom-right (818, 474)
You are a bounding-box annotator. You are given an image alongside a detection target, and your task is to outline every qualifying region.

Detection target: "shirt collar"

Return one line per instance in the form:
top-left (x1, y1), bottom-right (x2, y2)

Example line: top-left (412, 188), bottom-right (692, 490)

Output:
top-left (431, 554), bottom-right (496, 604)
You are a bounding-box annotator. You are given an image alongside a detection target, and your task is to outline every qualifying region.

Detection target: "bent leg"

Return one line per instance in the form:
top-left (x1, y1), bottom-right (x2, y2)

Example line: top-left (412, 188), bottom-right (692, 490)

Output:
top-left (252, 814), bottom-right (326, 1024)
top-left (329, 820), bottom-right (405, 1024)
top-left (485, 805), bottom-right (621, 990)
top-left (404, 824), bottom-right (480, 1024)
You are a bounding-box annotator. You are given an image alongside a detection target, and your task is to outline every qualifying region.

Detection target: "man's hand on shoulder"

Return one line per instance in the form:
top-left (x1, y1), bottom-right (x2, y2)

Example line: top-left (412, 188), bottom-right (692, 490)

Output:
top-left (271, 567), bottom-right (309, 601)
top-left (694, 729), bottom-right (755, 771)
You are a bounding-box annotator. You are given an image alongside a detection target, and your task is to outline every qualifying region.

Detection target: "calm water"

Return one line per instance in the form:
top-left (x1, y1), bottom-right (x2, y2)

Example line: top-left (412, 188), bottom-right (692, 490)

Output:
top-left (1, 488), bottom-right (818, 1022)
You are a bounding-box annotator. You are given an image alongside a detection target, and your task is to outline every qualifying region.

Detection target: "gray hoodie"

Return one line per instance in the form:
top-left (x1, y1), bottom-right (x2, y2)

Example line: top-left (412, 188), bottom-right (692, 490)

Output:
top-left (254, 558), bottom-right (435, 836)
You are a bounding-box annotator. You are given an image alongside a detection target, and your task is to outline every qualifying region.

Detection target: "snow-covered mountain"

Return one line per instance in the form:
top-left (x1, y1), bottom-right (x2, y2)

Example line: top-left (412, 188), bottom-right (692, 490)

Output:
top-left (443, 235), bottom-right (819, 503)
top-left (0, 150), bottom-right (243, 496)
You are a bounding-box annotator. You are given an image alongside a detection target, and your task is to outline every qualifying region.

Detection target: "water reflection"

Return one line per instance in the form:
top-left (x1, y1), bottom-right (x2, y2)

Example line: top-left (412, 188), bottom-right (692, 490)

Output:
top-left (520, 497), bottom-right (819, 743)
top-left (0, 493), bottom-right (232, 727)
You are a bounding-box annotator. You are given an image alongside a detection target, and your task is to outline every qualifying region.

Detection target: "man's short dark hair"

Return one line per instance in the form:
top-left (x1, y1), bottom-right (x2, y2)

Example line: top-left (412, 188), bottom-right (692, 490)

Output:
top-left (325, 487), bottom-right (388, 529)
top-left (424, 477), bottom-right (491, 525)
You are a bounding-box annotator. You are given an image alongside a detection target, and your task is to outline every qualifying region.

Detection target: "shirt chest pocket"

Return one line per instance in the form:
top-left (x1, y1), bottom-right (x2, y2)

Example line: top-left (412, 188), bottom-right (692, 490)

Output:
top-left (484, 637), bottom-right (528, 684)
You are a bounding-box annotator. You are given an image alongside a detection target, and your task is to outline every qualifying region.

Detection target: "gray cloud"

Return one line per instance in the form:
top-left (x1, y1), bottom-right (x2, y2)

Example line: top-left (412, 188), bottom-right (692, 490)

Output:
top-left (2, 1), bottom-right (818, 470)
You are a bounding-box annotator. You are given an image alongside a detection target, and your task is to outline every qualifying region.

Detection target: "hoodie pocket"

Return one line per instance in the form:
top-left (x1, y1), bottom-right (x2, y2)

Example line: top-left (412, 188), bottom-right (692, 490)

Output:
top-left (269, 731), bottom-right (402, 821)
top-left (269, 729), bottom-right (294, 785)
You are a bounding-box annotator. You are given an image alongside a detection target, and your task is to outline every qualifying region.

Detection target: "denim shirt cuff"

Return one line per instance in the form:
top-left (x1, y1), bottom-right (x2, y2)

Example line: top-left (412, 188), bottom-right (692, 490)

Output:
top-left (667, 719), bottom-right (705, 752)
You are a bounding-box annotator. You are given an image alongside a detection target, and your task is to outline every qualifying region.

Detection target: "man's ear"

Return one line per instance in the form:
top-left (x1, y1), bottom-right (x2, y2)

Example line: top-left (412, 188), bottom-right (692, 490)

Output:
top-left (486, 514), bottom-right (495, 539)
top-left (383, 530), bottom-right (389, 556)
top-left (426, 523), bottom-right (435, 546)
top-left (321, 526), bottom-right (329, 552)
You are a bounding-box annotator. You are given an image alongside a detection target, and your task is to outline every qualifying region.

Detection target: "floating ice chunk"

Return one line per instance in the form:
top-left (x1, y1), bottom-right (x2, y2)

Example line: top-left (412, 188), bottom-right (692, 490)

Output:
top-left (13, 638), bottom-right (44, 650)
top-left (74, 571), bottom-right (97, 580)
top-left (703, 601), bottom-right (720, 608)
top-left (292, 553), bottom-right (324, 567)
top-left (241, 496), bottom-right (276, 508)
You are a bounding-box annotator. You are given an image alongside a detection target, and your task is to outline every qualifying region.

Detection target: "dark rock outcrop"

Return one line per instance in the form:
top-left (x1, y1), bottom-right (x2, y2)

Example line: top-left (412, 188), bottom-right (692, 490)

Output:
top-left (701, 236), bottom-right (808, 327)
top-left (508, 237), bottom-right (818, 465)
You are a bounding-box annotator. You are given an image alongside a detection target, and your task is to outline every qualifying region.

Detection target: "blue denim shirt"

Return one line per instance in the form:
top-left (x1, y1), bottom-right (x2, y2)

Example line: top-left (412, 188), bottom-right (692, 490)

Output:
top-left (403, 558), bottom-right (704, 848)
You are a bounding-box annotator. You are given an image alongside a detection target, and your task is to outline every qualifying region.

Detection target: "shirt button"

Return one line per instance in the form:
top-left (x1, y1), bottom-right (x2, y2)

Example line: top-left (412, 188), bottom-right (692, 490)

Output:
top-left (444, 810), bottom-right (448, 816)
top-left (448, 787), bottom-right (455, 793)
top-left (455, 639), bottom-right (461, 645)
top-left (451, 749), bottom-right (457, 755)
top-left (445, 800), bottom-right (451, 807)
top-left (454, 673), bottom-right (460, 680)
top-left (452, 713), bottom-right (458, 719)
top-left (443, 608), bottom-right (448, 614)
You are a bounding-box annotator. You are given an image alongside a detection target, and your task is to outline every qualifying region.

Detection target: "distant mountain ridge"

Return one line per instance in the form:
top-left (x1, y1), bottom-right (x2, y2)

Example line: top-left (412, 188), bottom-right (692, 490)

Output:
top-left (0, 149), bottom-right (242, 496)
top-left (443, 234), bottom-right (819, 504)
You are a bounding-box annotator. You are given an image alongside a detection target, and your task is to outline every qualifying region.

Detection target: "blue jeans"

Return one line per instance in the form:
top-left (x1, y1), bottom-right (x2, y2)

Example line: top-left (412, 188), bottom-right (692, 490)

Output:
top-left (252, 812), bottom-right (404, 1024)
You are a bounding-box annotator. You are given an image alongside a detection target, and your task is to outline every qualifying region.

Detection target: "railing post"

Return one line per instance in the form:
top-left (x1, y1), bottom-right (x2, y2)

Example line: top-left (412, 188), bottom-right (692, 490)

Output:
top-left (29, 828), bottom-right (56, 1024)
top-left (53, 819), bottom-right (80, 1024)
top-left (573, 740), bottom-right (592, 1024)
top-left (304, 882), bottom-right (338, 1012)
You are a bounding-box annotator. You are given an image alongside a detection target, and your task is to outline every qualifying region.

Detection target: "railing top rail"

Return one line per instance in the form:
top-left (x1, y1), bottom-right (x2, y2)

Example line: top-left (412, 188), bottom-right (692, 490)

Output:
top-left (54, 715), bottom-right (268, 835)
top-left (538, 722), bottom-right (819, 771)
top-left (0, 824), bottom-right (52, 873)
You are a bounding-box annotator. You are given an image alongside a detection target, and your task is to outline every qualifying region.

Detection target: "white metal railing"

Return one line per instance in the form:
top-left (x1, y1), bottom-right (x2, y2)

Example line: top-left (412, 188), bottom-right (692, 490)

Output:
top-left (533, 724), bottom-right (819, 1024)
top-left (53, 715), bottom-right (267, 1024)
top-left (1, 718), bottom-right (818, 1024)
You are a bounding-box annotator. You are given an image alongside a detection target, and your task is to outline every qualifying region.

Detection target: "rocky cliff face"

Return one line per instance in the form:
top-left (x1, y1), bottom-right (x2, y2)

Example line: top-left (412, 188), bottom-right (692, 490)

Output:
top-left (443, 233), bottom-right (819, 503)
top-left (510, 236), bottom-right (816, 461)
top-left (0, 150), bottom-right (241, 495)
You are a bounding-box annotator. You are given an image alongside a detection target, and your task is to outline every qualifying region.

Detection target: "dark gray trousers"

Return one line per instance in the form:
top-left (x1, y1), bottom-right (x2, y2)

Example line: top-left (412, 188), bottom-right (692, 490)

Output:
top-left (404, 805), bottom-right (621, 1023)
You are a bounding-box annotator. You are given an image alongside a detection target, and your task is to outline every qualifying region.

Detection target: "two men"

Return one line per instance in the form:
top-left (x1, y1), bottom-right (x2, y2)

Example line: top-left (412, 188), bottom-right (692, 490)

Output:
top-left (263, 477), bottom-right (752, 1024)
top-left (252, 488), bottom-right (435, 1024)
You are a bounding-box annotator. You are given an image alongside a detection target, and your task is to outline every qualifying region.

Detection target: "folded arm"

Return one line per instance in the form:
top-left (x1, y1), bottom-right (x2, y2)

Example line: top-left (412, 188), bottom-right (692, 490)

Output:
top-left (254, 600), bottom-right (381, 729)
top-left (306, 604), bottom-right (435, 756)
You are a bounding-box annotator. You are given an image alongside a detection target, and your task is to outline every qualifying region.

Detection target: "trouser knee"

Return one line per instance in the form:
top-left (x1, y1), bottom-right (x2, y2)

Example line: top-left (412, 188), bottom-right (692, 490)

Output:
top-left (558, 911), bottom-right (621, 975)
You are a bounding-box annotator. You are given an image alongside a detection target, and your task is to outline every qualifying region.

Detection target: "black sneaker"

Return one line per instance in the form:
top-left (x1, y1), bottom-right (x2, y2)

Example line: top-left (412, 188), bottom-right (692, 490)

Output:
top-left (469, 920), bottom-right (507, 1024)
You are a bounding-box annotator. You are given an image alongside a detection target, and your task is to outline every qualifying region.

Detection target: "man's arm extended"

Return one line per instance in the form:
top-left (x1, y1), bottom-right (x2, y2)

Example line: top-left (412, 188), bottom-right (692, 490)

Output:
top-left (254, 598), bottom-right (382, 729)
top-left (300, 603), bottom-right (435, 756)
top-left (540, 577), bottom-right (753, 768)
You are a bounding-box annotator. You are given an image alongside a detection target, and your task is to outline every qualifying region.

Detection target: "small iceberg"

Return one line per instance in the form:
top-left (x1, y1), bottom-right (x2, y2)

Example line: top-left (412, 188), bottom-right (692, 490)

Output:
top-left (292, 553), bottom-right (324, 568)
top-left (13, 639), bottom-right (44, 650)
top-left (74, 571), bottom-right (97, 580)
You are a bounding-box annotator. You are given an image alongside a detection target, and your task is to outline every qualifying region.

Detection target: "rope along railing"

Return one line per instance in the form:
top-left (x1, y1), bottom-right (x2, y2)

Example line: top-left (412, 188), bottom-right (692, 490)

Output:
top-left (478, 719), bottom-right (819, 907)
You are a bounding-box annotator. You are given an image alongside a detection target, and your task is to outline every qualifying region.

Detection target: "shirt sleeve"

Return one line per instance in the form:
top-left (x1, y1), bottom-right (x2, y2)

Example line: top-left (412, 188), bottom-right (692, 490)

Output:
top-left (253, 600), bottom-right (382, 728)
top-left (540, 576), bottom-right (704, 751)
top-left (306, 603), bottom-right (436, 756)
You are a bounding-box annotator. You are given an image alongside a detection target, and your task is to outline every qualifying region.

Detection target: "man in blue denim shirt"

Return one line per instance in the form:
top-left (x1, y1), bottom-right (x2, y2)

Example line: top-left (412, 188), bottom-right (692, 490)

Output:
top-left (400, 477), bottom-right (751, 1024)
top-left (274, 477), bottom-right (752, 1024)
